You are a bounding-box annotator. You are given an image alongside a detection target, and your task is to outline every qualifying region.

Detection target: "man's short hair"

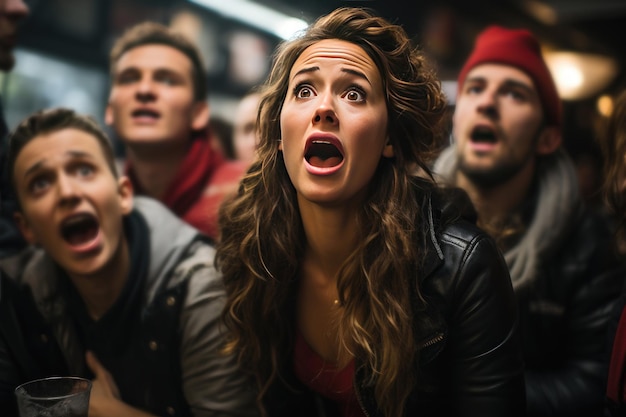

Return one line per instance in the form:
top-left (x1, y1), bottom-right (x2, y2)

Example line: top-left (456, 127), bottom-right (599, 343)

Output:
top-left (109, 21), bottom-right (208, 102)
top-left (6, 107), bottom-right (119, 190)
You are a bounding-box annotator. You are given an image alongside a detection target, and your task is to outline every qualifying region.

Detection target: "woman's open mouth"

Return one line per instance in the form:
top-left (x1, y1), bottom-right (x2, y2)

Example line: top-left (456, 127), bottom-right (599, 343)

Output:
top-left (305, 139), bottom-right (344, 168)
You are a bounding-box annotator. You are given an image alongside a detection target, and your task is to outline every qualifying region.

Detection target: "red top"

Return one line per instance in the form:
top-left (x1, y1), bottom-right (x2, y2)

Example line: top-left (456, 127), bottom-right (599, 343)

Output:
top-left (293, 331), bottom-right (366, 417)
top-left (607, 304), bottom-right (626, 403)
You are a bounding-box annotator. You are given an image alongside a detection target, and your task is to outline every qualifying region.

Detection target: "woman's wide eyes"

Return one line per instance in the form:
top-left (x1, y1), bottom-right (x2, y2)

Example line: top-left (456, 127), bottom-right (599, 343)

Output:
top-left (294, 85), bottom-right (366, 102)
top-left (296, 86), bottom-right (313, 98)
top-left (345, 89), bottom-right (364, 102)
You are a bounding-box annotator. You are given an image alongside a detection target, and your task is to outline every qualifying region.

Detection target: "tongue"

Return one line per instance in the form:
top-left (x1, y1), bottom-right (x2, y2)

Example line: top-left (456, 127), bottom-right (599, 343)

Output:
top-left (309, 155), bottom-right (342, 168)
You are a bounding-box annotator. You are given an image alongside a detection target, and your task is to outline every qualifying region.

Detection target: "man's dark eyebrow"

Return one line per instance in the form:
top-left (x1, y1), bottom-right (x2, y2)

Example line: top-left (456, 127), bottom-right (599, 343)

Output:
top-left (114, 66), bottom-right (139, 76)
top-left (463, 75), bottom-right (535, 94)
top-left (154, 67), bottom-right (185, 78)
top-left (22, 151), bottom-right (94, 179)
top-left (115, 66), bottom-right (183, 77)
top-left (501, 79), bottom-right (535, 94)
top-left (23, 160), bottom-right (45, 179)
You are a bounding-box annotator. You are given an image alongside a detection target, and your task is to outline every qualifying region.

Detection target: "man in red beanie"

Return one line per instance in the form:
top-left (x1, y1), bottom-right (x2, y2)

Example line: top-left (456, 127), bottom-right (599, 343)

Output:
top-left (434, 25), bottom-right (624, 416)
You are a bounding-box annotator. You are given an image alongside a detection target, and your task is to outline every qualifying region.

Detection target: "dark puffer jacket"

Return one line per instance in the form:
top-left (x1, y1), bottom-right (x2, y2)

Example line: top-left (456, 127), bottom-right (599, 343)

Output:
top-left (263, 180), bottom-right (527, 417)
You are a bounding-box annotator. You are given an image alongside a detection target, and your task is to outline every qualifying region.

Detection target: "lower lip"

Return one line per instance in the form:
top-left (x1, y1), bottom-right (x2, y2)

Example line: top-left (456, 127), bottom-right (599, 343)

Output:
top-left (132, 116), bottom-right (160, 124)
top-left (304, 159), bottom-right (345, 176)
top-left (469, 141), bottom-right (498, 153)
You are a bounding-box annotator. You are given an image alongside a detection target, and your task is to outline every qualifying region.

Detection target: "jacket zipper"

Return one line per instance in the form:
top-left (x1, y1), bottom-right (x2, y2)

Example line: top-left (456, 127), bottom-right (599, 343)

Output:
top-left (351, 332), bottom-right (444, 417)
top-left (353, 379), bottom-right (371, 417)
top-left (421, 332), bottom-right (444, 348)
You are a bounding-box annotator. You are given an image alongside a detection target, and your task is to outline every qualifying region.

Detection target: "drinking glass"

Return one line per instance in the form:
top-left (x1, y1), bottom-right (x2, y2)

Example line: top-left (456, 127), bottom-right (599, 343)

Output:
top-left (14, 376), bottom-right (91, 417)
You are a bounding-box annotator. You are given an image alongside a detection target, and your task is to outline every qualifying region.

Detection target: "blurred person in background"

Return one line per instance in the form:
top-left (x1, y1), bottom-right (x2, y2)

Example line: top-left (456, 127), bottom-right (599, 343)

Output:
top-left (209, 115), bottom-right (236, 160)
top-left (0, 2), bottom-right (34, 413)
top-left (433, 25), bottom-right (624, 416)
top-left (0, 0), bottom-right (30, 257)
top-left (232, 88), bottom-right (261, 166)
top-left (105, 21), bottom-right (246, 242)
top-left (601, 89), bottom-right (626, 416)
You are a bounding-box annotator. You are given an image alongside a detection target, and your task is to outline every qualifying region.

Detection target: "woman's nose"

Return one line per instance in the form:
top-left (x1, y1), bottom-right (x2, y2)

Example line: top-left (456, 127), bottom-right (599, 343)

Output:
top-left (312, 93), bottom-right (337, 125)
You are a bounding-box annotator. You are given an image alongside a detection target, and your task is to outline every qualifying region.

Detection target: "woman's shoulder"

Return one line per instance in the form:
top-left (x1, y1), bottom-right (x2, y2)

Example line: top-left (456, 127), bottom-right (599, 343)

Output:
top-left (414, 177), bottom-right (505, 284)
top-left (413, 176), bottom-right (481, 242)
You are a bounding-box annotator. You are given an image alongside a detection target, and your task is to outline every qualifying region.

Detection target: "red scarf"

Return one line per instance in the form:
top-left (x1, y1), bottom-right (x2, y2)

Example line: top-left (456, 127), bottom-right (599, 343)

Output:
top-left (160, 133), bottom-right (222, 217)
top-left (125, 131), bottom-right (223, 232)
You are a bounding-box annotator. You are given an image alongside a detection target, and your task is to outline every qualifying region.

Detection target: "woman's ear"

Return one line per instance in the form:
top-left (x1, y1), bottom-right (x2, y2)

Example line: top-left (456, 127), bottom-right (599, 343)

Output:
top-left (536, 126), bottom-right (561, 156)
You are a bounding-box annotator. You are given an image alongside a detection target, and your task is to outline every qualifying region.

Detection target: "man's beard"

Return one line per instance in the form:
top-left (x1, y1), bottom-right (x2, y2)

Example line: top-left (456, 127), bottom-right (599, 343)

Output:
top-left (458, 155), bottom-right (529, 188)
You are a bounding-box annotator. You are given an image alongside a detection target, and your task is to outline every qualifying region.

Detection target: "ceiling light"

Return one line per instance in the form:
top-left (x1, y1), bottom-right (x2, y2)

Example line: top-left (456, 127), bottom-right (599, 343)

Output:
top-left (189, 0), bottom-right (309, 40)
top-left (597, 95), bottom-right (613, 118)
top-left (544, 51), bottom-right (619, 100)
top-left (522, 0), bottom-right (558, 25)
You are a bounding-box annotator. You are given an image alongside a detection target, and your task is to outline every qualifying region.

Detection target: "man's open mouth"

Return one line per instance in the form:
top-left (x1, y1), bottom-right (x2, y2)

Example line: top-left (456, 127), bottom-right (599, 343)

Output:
top-left (131, 109), bottom-right (160, 120)
top-left (60, 213), bottom-right (100, 247)
top-left (305, 140), bottom-right (344, 168)
top-left (470, 126), bottom-right (497, 144)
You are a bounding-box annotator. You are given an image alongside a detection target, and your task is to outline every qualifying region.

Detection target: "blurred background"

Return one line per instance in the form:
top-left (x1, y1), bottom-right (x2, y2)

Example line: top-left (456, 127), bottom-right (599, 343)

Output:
top-left (4, 0), bottom-right (626, 203)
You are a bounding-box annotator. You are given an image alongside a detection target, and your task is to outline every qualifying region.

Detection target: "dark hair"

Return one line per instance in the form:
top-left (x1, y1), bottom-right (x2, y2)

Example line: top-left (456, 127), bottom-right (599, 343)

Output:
top-left (109, 21), bottom-right (208, 101)
top-left (7, 107), bottom-right (118, 191)
top-left (217, 7), bottom-right (447, 417)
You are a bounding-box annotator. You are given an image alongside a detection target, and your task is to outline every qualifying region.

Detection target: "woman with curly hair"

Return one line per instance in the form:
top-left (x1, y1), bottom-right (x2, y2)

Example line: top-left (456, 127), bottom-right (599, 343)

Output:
top-left (216, 7), bottom-right (525, 417)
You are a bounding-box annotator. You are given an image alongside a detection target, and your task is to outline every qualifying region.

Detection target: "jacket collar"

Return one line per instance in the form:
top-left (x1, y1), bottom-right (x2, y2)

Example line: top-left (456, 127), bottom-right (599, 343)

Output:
top-left (421, 191), bottom-right (445, 281)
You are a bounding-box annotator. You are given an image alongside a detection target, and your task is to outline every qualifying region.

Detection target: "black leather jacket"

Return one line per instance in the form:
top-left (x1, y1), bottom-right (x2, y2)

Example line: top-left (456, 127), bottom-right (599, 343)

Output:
top-left (521, 206), bottom-right (624, 417)
top-left (264, 181), bottom-right (526, 417)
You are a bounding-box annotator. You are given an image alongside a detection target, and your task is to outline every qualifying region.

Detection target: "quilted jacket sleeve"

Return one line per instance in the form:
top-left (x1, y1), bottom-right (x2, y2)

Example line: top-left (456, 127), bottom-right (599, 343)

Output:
top-left (178, 249), bottom-right (259, 417)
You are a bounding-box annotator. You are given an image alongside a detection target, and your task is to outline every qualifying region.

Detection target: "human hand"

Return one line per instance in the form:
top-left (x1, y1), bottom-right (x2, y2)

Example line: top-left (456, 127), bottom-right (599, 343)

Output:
top-left (85, 350), bottom-right (122, 416)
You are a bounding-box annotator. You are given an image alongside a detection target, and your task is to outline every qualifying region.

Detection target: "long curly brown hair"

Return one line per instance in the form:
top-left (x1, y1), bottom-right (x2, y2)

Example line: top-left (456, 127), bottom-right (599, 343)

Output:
top-left (602, 89), bottom-right (626, 242)
top-left (216, 7), bottom-right (447, 417)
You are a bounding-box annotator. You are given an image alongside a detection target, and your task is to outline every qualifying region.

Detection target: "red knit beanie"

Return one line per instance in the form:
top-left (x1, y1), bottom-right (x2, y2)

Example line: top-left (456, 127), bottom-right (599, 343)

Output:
top-left (457, 25), bottom-right (562, 127)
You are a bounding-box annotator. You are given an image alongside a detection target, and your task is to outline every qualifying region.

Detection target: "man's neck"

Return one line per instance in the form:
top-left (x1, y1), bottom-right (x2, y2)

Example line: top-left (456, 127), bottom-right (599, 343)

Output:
top-left (126, 143), bottom-right (188, 200)
top-left (456, 163), bottom-right (535, 228)
top-left (68, 238), bottom-right (130, 321)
